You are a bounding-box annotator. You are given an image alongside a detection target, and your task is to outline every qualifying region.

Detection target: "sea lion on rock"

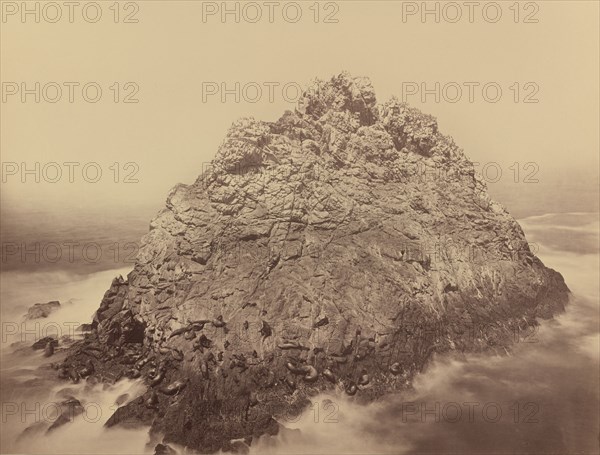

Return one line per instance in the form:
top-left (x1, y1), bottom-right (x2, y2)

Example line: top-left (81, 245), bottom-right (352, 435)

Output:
top-left (300, 365), bottom-right (318, 382)
top-left (346, 383), bottom-right (358, 396)
top-left (322, 368), bottom-right (336, 383)
top-left (149, 369), bottom-right (165, 387)
top-left (69, 369), bottom-right (80, 384)
top-left (161, 379), bottom-right (187, 396)
top-left (146, 391), bottom-right (159, 409)
top-left (189, 319), bottom-right (211, 328)
top-left (265, 371), bottom-right (276, 388)
top-left (278, 340), bottom-right (308, 350)
top-left (79, 360), bottom-right (95, 378)
top-left (390, 362), bottom-right (402, 375)
top-left (115, 393), bottom-right (129, 407)
top-left (313, 316), bottom-right (329, 328)
top-left (135, 356), bottom-right (152, 370)
top-left (358, 371), bottom-right (370, 386)
top-left (127, 369), bottom-right (141, 379)
top-left (121, 354), bottom-right (140, 365)
top-left (212, 315), bottom-right (226, 328)
top-left (330, 355), bottom-right (348, 364)
top-left (168, 326), bottom-right (191, 339)
top-left (285, 362), bottom-right (302, 374)
top-left (285, 377), bottom-right (296, 390)
top-left (172, 349), bottom-right (184, 361)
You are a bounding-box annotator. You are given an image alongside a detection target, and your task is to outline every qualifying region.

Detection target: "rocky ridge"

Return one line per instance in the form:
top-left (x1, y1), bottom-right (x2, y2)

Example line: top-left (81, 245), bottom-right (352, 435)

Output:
top-left (59, 73), bottom-right (569, 453)
top-left (25, 301), bottom-right (61, 320)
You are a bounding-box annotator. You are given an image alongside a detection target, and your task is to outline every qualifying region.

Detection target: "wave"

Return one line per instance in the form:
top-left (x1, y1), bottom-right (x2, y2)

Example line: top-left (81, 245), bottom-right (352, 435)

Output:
top-left (1, 213), bottom-right (598, 454)
top-left (249, 213), bottom-right (600, 455)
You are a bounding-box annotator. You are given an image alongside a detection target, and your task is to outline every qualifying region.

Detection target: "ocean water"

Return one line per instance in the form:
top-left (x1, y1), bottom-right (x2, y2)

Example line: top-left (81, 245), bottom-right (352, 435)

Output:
top-left (0, 212), bottom-right (598, 454)
top-left (251, 213), bottom-right (600, 455)
top-left (0, 267), bottom-right (146, 454)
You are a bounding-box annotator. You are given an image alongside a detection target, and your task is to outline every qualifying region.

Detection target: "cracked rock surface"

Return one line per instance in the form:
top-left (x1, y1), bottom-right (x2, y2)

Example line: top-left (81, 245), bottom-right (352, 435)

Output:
top-left (60, 73), bottom-right (569, 453)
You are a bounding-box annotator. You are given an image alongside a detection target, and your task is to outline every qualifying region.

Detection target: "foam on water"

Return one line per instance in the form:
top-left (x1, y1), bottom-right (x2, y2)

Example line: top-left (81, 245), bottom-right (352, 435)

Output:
top-left (0, 266), bottom-right (152, 454)
top-left (3, 377), bottom-right (149, 454)
top-left (249, 212), bottom-right (600, 455)
top-left (1, 213), bottom-right (598, 454)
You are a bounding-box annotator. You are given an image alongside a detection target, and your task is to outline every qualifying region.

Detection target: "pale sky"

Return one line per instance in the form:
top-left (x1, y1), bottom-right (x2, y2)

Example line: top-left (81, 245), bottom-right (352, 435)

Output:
top-left (1, 1), bottom-right (598, 217)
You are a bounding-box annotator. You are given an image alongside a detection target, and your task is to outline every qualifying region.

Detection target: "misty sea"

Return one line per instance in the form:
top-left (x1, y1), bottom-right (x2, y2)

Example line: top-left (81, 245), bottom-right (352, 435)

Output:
top-left (0, 211), bottom-right (598, 454)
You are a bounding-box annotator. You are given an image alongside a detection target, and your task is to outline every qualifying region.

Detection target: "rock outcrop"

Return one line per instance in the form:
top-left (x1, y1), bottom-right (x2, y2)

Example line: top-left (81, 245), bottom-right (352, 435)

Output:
top-left (60, 73), bottom-right (569, 453)
top-left (25, 301), bottom-right (60, 320)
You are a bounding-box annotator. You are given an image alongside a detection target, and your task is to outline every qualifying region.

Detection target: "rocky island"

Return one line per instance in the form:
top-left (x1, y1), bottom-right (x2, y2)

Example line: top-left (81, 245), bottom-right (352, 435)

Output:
top-left (57, 73), bottom-right (569, 453)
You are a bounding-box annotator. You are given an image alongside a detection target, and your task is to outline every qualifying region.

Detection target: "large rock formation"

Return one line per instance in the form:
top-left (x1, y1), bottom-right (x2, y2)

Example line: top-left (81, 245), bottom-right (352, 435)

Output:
top-left (60, 73), bottom-right (569, 453)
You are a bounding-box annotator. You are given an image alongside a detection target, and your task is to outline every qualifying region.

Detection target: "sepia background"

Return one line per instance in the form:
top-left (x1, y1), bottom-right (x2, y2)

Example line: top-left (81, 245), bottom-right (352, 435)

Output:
top-left (1, 1), bottom-right (599, 454)
top-left (1, 1), bottom-right (598, 222)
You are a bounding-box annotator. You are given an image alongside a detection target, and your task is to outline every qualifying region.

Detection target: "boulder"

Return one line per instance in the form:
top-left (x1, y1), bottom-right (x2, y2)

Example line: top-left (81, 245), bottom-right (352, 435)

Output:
top-left (25, 301), bottom-right (60, 320)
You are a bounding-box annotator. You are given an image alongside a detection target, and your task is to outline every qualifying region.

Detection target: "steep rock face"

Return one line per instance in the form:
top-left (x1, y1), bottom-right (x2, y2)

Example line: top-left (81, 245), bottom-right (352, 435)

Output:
top-left (62, 73), bottom-right (568, 453)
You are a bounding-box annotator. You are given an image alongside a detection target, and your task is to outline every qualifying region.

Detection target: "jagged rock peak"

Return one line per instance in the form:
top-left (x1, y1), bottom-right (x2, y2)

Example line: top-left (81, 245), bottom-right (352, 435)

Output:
top-left (199, 73), bottom-right (464, 191)
top-left (296, 72), bottom-right (378, 124)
